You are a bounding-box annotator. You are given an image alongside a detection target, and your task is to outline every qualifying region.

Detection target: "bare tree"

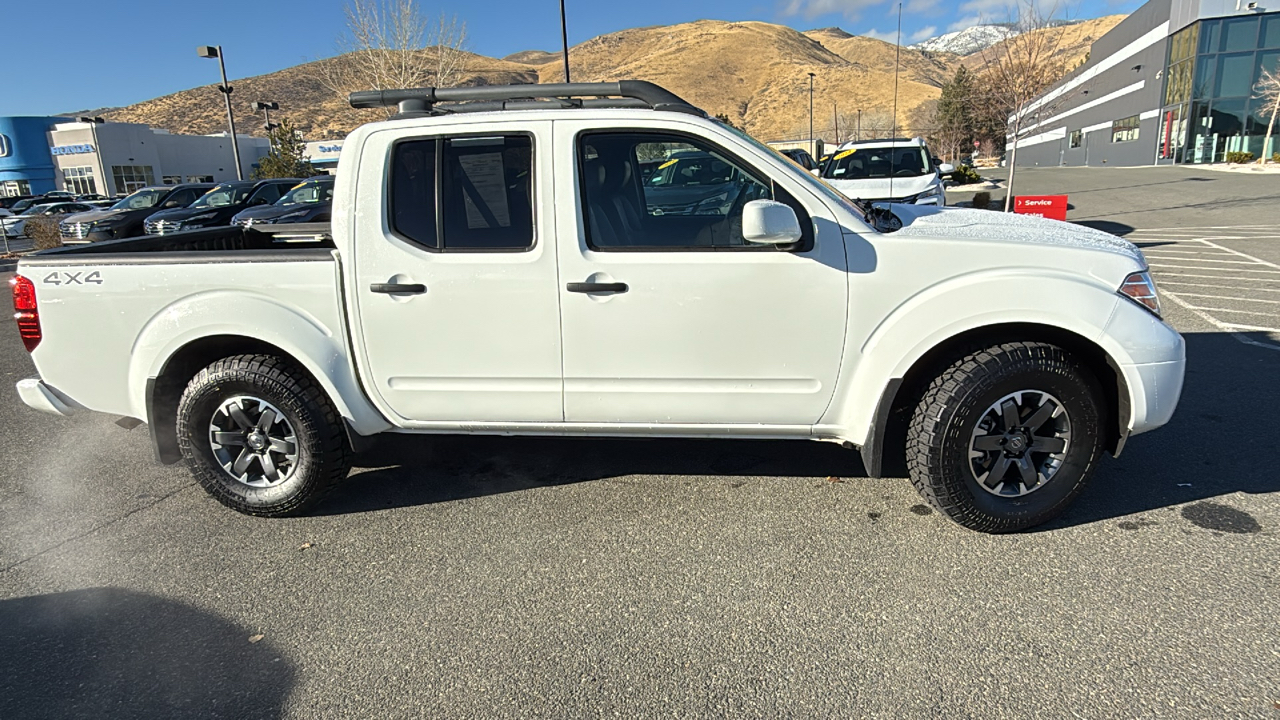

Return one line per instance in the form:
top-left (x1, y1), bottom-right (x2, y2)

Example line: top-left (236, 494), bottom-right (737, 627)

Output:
top-left (977, 0), bottom-right (1072, 211)
top-left (1254, 66), bottom-right (1280, 163)
top-left (318, 0), bottom-right (469, 119)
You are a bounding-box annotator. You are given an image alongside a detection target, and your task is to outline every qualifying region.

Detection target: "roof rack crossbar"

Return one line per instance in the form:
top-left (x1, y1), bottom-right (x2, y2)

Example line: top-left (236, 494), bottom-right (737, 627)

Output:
top-left (348, 81), bottom-right (704, 117)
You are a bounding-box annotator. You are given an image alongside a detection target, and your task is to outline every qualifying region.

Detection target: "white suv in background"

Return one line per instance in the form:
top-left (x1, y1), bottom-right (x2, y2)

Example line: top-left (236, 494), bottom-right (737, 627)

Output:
top-left (820, 137), bottom-right (953, 206)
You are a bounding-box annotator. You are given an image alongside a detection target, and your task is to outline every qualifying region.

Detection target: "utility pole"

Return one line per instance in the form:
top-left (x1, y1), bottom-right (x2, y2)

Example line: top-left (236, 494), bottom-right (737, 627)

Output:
top-left (857, 109), bottom-right (862, 141)
top-left (808, 72), bottom-right (816, 159)
top-left (197, 45), bottom-right (243, 180)
top-left (560, 0), bottom-right (572, 83)
top-left (833, 102), bottom-right (839, 144)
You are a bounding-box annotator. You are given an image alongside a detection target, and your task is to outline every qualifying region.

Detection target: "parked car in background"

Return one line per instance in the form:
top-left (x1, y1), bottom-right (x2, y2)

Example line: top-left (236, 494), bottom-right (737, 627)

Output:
top-left (59, 183), bottom-right (214, 242)
top-left (779, 148), bottom-right (817, 171)
top-left (75, 193), bottom-right (108, 201)
top-left (230, 176), bottom-right (335, 227)
top-left (2, 202), bottom-right (94, 238)
top-left (640, 149), bottom-right (759, 220)
top-left (143, 179), bottom-right (301, 235)
top-left (820, 137), bottom-right (954, 206)
top-left (0, 195), bottom-right (35, 217)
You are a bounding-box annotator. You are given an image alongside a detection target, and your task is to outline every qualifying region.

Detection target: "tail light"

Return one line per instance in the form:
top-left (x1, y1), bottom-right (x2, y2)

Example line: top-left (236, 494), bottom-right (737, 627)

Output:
top-left (10, 275), bottom-right (41, 352)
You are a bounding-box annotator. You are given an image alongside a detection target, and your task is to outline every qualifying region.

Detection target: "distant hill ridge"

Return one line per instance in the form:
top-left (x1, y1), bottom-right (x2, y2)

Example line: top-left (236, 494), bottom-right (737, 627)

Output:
top-left (97, 15), bottom-right (1124, 143)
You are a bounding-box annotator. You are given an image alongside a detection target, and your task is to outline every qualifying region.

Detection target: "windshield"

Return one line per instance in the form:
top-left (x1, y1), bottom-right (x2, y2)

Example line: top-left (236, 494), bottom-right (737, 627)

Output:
top-left (111, 188), bottom-right (166, 210)
top-left (190, 184), bottom-right (252, 209)
top-left (277, 181), bottom-right (333, 206)
top-left (11, 199), bottom-right (39, 212)
top-left (714, 123), bottom-right (870, 226)
top-left (645, 154), bottom-right (736, 187)
top-left (20, 204), bottom-right (55, 216)
top-left (822, 146), bottom-right (932, 180)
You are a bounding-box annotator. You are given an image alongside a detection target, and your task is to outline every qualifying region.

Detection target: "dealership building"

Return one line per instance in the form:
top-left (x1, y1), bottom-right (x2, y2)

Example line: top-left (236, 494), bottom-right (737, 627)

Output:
top-left (0, 116), bottom-right (270, 197)
top-left (1010, 0), bottom-right (1280, 167)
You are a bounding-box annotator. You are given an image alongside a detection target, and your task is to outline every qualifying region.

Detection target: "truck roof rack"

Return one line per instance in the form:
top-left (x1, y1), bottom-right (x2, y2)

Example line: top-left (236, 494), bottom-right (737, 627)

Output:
top-left (348, 81), bottom-right (706, 119)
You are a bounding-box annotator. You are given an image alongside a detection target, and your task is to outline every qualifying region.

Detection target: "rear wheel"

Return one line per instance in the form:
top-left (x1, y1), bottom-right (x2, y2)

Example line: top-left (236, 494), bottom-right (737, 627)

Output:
top-left (176, 354), bottom-right (350, 517)
top-left (906, 342), bottom-right (1104, 533)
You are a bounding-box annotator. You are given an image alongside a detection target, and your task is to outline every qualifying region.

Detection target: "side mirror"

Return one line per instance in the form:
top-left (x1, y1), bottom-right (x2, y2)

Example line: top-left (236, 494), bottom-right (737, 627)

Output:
top-left (164, 200), bottom-right (181, 208)
top-left (938, 163), bottom-right (956, 175)
top-left (742, 200), bottom-right (802, 246)
top-left (253, 197), bottom-right (270, 205)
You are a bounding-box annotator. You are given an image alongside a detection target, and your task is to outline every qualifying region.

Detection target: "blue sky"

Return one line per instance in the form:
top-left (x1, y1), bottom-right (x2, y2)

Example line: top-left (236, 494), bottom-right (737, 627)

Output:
top-left (1, 0), bottom-right (1144, 117)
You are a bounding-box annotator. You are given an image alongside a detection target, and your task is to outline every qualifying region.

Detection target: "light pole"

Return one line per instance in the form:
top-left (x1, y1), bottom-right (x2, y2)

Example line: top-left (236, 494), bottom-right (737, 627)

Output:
top-left (857, 109), bottom-right (862, 141)
top-left (75, 116), bottom-right (105, 197)
top-left (559, 0), bottom-right (571, 83)
top-left (808, 72), bottom-right (816, 159)
top-left (197, 45), bottom-right (243, 180)
top-left (253, 101), bottom-right (279, 132)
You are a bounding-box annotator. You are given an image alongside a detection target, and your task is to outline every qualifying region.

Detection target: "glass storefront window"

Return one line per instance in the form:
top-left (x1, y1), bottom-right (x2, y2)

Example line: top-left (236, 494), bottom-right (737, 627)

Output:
top-left (1222, 17), bottom-right (1260, 52)
top-left (1263, 15), bottom-right (1280, 48)
top-left (111, 165), bottom-right (156, 194)
top-left (62, 166), bottom-right (96, 195)
top-left (1199, 19), bottom-right (1220, 54)
top-left (1193, 55), bottom-right (1215, 99)
top-left (1216, 52), bottom-right (1256, 97)
top-left (1259, 50), bottom-right (1280, 80)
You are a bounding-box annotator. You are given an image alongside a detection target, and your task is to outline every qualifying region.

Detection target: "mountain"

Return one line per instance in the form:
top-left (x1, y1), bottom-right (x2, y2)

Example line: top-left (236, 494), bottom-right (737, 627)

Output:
top-left (909, 25), bottom-right (1016, 56)
top-left (804, 27), bottom-right (957, 88)
top-left (959, 15), bottom-right (1127, 71)
top-left (96, 15), bottom-right (1124, 144)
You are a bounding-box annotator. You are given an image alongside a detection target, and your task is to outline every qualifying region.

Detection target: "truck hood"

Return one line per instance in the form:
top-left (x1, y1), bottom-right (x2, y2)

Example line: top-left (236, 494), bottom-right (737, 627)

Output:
top-left (233, 202), bottom-right (328, 222)
top-left (883, 204), bottom-right (1145, 264)
top-left (825, 174), bottom-right (936, 200)
top-left (61, 208), bottom-right (136, 225)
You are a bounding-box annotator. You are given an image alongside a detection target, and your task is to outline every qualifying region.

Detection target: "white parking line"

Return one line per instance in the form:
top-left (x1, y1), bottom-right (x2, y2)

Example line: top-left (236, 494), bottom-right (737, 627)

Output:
top-left (1161, 281), bottom-right (1280, 293)
top-left (1143, 232), bottom-right (1280, 352)
top-left (1172, 293), bottom-right (1280, 304)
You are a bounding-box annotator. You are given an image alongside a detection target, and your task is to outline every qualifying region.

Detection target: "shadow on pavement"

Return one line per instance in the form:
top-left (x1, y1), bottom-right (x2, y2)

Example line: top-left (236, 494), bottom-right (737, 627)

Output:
top-left (1073, 220), bottom-right (1134, 236)
top-left (324, 332), bottom-right (1276, 532)
top-left (0, 588), bottom-right (295, 720)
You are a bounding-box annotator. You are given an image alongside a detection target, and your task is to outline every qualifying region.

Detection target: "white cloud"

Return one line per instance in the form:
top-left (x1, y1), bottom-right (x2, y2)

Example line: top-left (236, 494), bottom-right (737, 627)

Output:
top-left (908, 25), bottom-right (938, 42)
top-left (948, 15), bottom-right (984, 31)
top-left (862, 27), bottom-right (900, 43)
top-left (781, 0), bottom-right (886, 21)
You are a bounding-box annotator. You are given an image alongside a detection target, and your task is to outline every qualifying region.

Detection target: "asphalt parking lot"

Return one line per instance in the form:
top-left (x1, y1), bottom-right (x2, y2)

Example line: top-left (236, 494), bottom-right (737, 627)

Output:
top-left (2, 165), bottom-right (1278, 719)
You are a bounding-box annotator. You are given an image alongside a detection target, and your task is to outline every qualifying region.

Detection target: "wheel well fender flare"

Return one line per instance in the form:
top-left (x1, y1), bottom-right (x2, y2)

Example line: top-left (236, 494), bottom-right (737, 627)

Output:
top-left (127, 293), bottom-right (390, 463)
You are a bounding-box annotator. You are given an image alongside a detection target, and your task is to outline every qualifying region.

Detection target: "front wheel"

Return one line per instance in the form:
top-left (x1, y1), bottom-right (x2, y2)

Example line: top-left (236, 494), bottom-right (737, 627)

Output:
top-left (176, 354), bottom-right (351, 517)
top-left (906, 342), bottom-right (1104, 533)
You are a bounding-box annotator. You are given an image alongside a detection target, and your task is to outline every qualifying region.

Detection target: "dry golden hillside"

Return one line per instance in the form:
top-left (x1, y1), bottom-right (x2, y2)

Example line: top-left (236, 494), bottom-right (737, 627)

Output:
top-left (100, 16), bottom-right (1125, 144)
top-left (962, 15), bottom-right (1127, 72)
top-left (803, 28), bottom-right (959, 88)
top-left (535, 20), bottom-right (942, 141)
top-left (102, 50), bottom-right (538, 140)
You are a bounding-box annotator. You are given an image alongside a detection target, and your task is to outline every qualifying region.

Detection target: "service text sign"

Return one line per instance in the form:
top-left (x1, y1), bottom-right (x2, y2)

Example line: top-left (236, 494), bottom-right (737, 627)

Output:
top-left (1014, 195), bottom-right (1068, 221)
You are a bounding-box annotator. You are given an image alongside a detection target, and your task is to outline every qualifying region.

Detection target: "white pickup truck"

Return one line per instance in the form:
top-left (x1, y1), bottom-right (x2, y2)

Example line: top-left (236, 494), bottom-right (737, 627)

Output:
top-left (10, 82), bottom-right (1184, 532)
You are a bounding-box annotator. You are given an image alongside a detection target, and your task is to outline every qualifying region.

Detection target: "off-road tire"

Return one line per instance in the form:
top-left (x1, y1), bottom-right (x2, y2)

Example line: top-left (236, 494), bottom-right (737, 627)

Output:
top-left (906, 342), bottom-right (1104, 533)
top-left (176, 354), bottom-right (351, 517)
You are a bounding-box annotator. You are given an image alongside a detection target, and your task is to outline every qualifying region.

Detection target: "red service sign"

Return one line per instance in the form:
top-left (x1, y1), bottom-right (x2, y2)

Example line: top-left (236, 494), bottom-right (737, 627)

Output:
top-left (1014, 195), bottom-right (1068, 221)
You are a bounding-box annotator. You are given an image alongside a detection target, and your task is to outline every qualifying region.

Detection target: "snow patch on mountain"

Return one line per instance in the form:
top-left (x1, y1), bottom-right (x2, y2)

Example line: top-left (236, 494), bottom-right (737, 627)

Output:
top-left (909, 25), bottom-right (1016, 55)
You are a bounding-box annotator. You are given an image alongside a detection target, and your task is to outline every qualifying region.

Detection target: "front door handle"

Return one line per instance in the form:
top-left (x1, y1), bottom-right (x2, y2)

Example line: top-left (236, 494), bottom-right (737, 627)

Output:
top-left (370, 283), bottom-right (426, 294)
top-left (566, 282), bottom-right (628, 294)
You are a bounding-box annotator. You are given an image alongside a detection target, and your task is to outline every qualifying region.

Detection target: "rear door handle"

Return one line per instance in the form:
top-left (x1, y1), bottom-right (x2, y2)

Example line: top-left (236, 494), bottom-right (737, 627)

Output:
top-left (370, 283), bottom-right (426, 294)
top-left (566, 282), bottom-right (628, 294)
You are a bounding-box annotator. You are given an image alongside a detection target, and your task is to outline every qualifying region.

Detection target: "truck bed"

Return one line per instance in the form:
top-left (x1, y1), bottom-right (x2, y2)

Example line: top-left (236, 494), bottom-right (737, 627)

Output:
top-left (31, 223), bottom-right (335, 263)
top-left (16, 222), bottom-right (349, 425)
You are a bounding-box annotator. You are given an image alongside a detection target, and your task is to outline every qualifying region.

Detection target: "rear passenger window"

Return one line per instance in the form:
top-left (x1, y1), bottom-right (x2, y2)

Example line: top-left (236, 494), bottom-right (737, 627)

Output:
top-left (389, 134), bottom-right (534, 251)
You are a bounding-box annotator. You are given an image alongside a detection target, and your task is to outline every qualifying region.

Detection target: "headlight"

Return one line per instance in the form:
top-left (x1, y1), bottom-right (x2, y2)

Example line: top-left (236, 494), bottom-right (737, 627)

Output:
top-left (1119, 270), bottom-right (1161, 317)
top-left (693, 192), bottom-right (729, 214)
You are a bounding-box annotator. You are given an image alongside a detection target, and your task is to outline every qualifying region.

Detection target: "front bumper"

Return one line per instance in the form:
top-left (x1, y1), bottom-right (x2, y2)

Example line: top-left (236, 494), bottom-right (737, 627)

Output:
top-left (1120, 336), bottom-right (1186, 437)
top-left (16, 378), bottom-right (78, 417)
